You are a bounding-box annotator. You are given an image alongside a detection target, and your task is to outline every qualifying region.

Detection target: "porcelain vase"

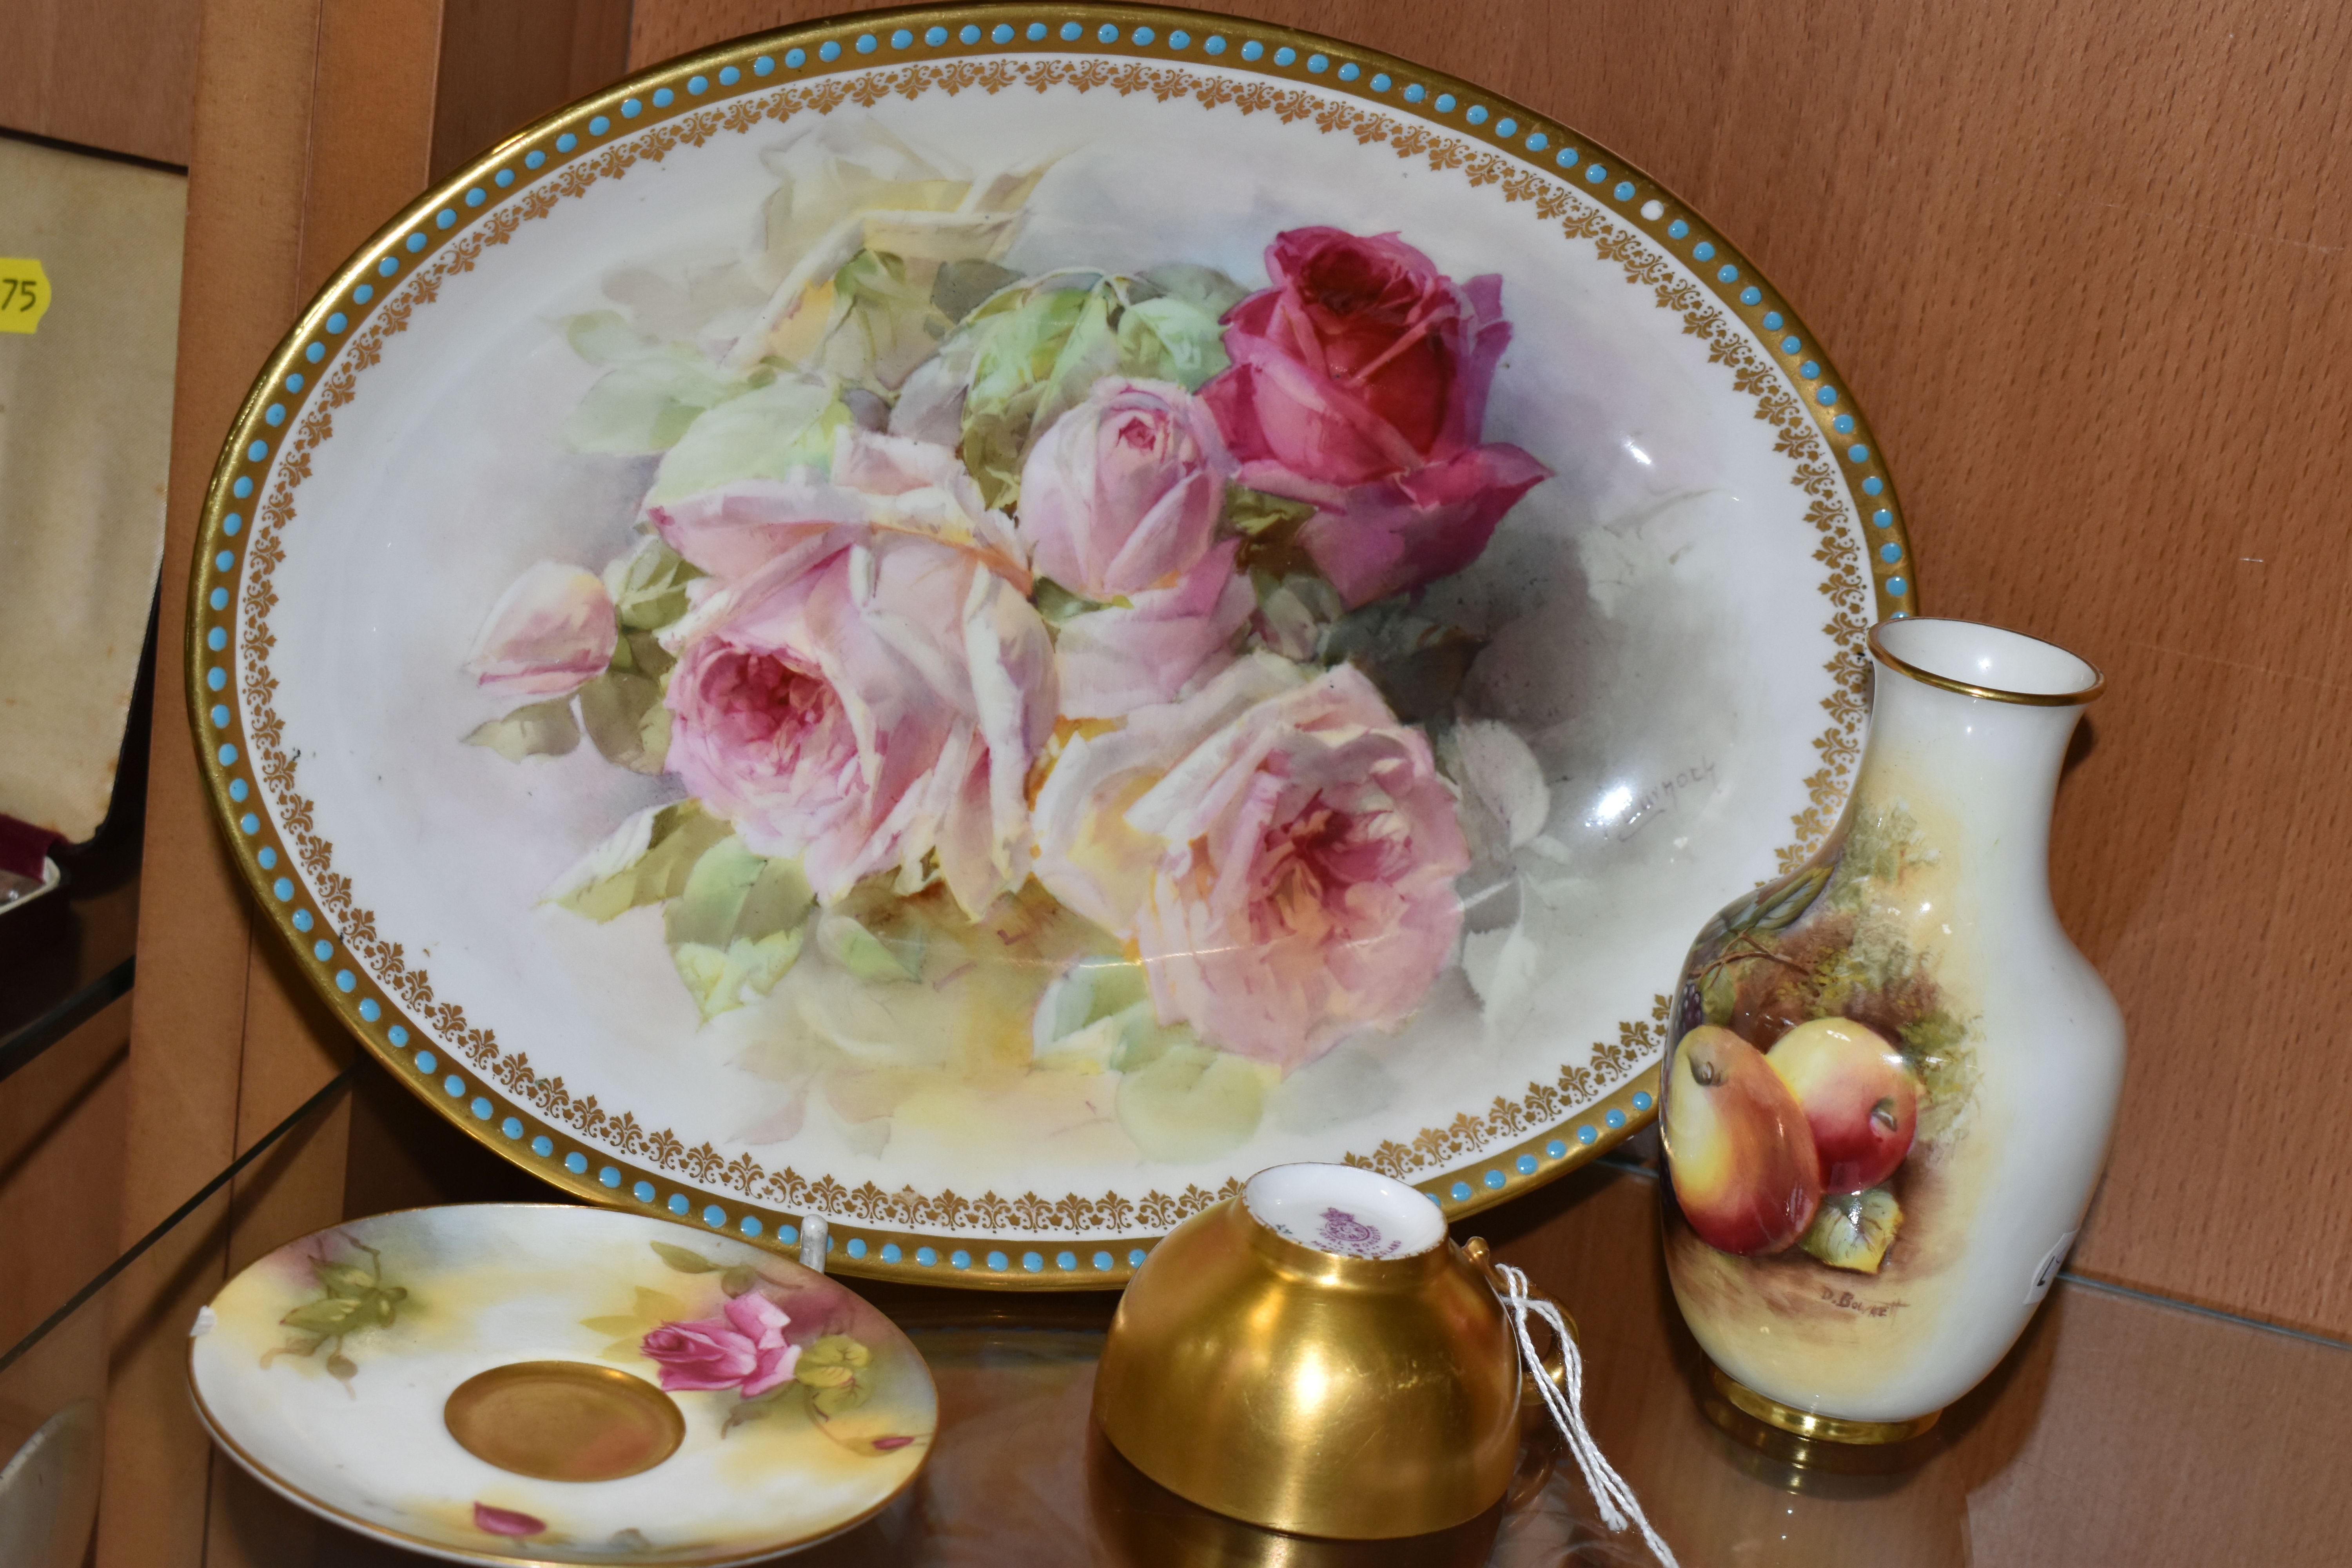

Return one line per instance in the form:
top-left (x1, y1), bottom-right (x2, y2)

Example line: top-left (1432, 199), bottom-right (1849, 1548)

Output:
top-left (1659, 617), bottom-right (2124, 1439)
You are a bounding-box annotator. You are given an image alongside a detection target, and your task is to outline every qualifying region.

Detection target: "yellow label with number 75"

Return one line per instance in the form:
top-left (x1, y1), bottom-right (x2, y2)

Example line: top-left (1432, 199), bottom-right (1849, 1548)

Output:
top-left (0, 259), bottom-right (51, 334)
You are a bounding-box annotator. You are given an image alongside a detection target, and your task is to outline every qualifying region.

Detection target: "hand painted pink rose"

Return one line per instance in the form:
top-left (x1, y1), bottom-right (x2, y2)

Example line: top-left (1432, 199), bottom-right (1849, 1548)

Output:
top-left (1291, 444), bottom-right (1552, 608)
top-left (1053, 539), bottom-right (1255, 719)
top-left (463, 562), bottom-right (617, 696)
top-left (661, 441), bottom-right (1054, 916)
top-left (1033, 654), bottom-right (1303, 936)
top-left (1199, 227), bottom-right (1549, 607)
top-left (639, 1290), bottom-right (803, 1398)
top-left (1034, 653), bottom-right (1469, 1071)
top-left (1017, 378), bottom-right (1233, 599)
top-left (646, 425), bottom-right (1025, 586)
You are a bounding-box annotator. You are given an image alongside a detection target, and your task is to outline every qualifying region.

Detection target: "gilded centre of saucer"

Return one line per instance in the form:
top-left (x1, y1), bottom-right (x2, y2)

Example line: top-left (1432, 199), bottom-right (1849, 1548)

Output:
top-left (444, 1361), bottom-right (687, 1483)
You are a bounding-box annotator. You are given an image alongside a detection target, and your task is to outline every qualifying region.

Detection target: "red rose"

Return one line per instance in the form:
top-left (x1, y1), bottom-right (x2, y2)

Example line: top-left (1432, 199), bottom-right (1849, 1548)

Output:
top-left (1200, 227), bottom-right (1548, 606)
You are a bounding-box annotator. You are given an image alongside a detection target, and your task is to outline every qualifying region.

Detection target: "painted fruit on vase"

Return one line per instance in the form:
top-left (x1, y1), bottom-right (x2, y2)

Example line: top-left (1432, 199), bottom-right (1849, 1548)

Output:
top-left (1663, 1025), bottom-right (1822, 1256)
top-left (1767, 1016), bottom-right (1918, 1194)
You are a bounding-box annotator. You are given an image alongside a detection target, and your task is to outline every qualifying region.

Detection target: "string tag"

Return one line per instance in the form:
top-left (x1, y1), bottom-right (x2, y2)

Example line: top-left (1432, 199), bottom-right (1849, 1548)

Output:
top-left (1493, 1262), bottom-right (1679, 1567)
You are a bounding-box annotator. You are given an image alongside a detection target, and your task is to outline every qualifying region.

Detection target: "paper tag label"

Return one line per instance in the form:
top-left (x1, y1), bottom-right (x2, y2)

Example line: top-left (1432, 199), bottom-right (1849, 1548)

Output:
top-left (2025, 1229), bottom-right (2077, 1305)
top-left (0, 259), bottom-right (51, 334)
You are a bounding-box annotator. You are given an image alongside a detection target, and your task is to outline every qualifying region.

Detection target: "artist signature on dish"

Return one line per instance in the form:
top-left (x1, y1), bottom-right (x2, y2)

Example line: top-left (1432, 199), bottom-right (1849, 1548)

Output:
top-left (1593, 759), bottom-right (1719, 843)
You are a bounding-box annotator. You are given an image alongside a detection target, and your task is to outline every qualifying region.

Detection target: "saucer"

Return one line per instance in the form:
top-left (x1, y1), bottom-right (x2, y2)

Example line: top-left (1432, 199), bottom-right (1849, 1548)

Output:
top-left (188, 1203), bottom-right (934, 1564)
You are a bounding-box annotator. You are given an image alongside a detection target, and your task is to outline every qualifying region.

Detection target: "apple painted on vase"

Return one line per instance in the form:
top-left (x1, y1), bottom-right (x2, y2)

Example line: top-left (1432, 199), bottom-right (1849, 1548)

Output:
top-left (1659, 618), bottom-right (2125, 1434)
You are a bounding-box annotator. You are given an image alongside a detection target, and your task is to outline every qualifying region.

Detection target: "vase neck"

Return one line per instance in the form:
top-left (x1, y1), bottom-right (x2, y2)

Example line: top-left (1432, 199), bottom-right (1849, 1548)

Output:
top-left (1855, 622), bottom-right (2098, 898)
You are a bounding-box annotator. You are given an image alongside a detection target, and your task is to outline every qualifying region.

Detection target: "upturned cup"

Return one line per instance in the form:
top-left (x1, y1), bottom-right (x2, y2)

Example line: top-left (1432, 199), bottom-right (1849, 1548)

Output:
top-left (1093, 1162), bottom-right (1557, 1540)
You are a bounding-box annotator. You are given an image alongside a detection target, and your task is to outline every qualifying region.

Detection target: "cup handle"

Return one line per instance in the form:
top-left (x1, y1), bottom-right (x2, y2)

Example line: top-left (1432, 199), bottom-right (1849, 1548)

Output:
top-left (1462, 1236), bottom-right (1580, 1394)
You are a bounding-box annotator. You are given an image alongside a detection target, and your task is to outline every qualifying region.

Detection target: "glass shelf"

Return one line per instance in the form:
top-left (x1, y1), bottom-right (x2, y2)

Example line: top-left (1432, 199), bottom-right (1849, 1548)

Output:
top-left (8, 1107), bottom-right (2349, 1565)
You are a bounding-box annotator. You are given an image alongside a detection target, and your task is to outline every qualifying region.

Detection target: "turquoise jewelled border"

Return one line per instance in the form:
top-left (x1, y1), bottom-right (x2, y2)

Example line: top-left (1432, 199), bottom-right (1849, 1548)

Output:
top-left (188, 3), bottom-right (1915, 1290)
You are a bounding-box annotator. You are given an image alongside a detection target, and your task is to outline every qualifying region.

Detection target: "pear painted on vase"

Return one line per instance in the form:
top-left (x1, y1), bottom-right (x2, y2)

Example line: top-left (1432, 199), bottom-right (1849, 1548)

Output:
top-left (1662, 1025), bottom-right (1822, 1256)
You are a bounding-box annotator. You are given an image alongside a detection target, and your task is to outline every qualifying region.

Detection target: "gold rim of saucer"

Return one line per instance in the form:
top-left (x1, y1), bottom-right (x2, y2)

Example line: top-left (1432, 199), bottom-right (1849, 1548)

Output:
top-left (1708, 1367), bottom-right (1940, 1445)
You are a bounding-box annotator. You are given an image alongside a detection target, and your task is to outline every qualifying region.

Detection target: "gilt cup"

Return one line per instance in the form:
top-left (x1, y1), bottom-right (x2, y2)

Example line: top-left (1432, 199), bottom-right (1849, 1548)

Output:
top-left (1093, 1163), bottom-right (1536, 1540)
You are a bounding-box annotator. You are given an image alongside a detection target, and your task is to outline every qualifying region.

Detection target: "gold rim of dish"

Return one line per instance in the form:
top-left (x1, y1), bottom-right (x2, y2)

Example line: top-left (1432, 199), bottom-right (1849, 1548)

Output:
top-left (184, 2), bottom-right (1913, 1289)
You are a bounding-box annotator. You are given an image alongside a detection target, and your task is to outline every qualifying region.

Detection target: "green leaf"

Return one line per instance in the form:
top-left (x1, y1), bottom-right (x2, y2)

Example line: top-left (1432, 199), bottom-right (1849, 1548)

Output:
top-left (281, 1297), bottom-right (366, 1336)
top-left (578, 671), bottom-right (669, 775)
top-left (1319, 601), bottom-right (1487, 725)
top-left (313, 1260), bottom-right (376, 1299)
top-left (959, 281), bottom-right (1120, 508)
top-left (261, 1335), bottom-right (326, 1368)
top-left (1249, 570), bottom-right (1343, 662)
top-left (1116, 296), bottom-right (1229, 390)
top-left (671, 932), bottom-right (806, 1020)
top-left (633, 1287), bottom-right (688, 1320)
top-left (326, 1353), bottom-right (358, 1382)
top-left (1753, 866), bottom-right (1832, 933)
top-left (562, 310), bottom-right (662, 367)
top-left (1031, 578), bottom-right (1108, 628)
top-left (812, 1381), bottom-right (872, 1416)
top-left (664, 837), bottom-right (816, 1017)
top-left (1036, 289), bottom-right (1121, 429)
top-left (603, 537), bottom-right (704, 635)
top-left (1223, 483), bottom-right (1318, 539)
top-left (721, 1394), bottom-right (783, 1435)
top-left (548, 801), bottom-right (733, 924)
top-left (643, 375), bottom-right (849, 505)
top-left (563, 356), bottom-right (744, 454)
top-left (665, 838), bottom-right (816, 950)
top-left (720, 1265), bottom-right (759, 1298)
top-left (965, 285), bottom-right (1093, 419)
top-left (1138, 263), bottom-right (1248, 321)
top-left (579, 1315), bottom-right (646, 1338)
top-left (815, 912), bottom-right (917, 983)
top-left (819, 250), bottom-right (956, 390)
top-left (1114, 1041), bottom-right (1270, 1163)
top-left (1703, 866), bottom-right (1833, 952)
top-left (1800, 1187), bottom-right (1903, 1274)
top-left (1037, 955), bottom-right (1150, 1039)
top-left (931, 258), bottom-right (1020, 324)
top-left (650, 1241), bottom-right (719, 1274)
top-left (795, 1334), bottom-right (871, 1391)
top-left (800, 1334), bottom-right (872, 1369)
top-left (1699, 964), bottom-right (1739, 1027)
top-left (465, 699), bottom-right (581, 762)
top-left (1033, 956), bottom-right (1184, 1074)
top-left (614, 630), bottom-right (677, 680)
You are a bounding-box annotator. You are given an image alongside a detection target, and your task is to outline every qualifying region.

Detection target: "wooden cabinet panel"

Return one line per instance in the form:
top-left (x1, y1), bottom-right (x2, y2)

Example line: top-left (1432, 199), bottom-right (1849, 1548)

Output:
top-left (625, 0), bottom-right (2352, 1336)
top-left (0, 0), bottom-right (203, 165)
top-left (431, 0), bottom-right (634, 180)
top-left (97, 2), bottom-right (448, 1563)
